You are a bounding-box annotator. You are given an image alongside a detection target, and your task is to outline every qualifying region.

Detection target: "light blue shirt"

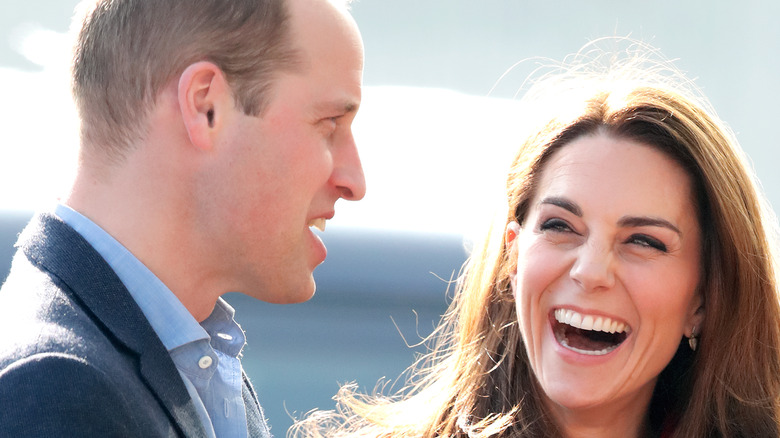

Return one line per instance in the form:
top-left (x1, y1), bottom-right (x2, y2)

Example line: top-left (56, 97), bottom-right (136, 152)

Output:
top-left (55, 204), bottom-right (248, 438)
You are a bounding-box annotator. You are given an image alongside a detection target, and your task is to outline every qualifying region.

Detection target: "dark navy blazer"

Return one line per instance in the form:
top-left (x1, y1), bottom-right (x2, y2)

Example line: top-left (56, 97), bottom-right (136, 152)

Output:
top-left (0, 214), bottom-right (272, 437)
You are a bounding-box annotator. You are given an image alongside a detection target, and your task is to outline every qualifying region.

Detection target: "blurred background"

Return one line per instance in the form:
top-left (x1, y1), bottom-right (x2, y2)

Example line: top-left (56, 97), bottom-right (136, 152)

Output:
top-left (1, 0), bottom-right (779, 434)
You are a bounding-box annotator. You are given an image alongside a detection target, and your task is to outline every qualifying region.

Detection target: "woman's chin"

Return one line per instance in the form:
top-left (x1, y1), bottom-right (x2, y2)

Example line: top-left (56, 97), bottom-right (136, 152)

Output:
top-left (532, 332), bottom-right (651, 416)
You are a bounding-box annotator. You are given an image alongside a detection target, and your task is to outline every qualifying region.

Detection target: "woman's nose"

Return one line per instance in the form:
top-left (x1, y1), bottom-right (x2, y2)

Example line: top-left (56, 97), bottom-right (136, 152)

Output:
top-left (570, 240), bottom-right (616, 292)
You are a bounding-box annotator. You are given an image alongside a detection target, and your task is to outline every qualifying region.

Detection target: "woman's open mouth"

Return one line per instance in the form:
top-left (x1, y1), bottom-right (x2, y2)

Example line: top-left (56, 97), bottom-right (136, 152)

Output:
top-left (552, 309), bottom-right (630, 356)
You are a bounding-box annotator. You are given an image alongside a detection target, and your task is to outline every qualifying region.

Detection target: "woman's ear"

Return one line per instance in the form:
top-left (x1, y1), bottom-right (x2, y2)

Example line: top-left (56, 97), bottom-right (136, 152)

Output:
top-left (506, 221), bottom-right (520, 246)
top-left (506, 221), bottom-right (521, 296)
top-left (178, 61), bottom-right (232, 151)
top-left (685, 292), bottom-right (705, 339)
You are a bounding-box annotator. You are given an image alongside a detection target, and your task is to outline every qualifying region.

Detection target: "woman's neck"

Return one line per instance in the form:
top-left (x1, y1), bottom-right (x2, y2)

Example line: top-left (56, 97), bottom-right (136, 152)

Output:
top-left (559, 416), bottom-right (650, 438)
top-left (548, 393), bottom-right (653, 438)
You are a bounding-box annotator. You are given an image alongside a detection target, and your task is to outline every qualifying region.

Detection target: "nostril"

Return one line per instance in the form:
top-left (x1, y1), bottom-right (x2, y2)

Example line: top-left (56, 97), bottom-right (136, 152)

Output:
top-left (338, 173), bottom-right (365, 201)
top-left (339, 186), bottom-right (354, 200)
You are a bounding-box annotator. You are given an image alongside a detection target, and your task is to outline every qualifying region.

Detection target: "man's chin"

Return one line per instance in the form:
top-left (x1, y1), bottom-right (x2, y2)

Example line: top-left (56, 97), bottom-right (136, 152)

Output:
top-left (289, 280), bottom-right (317, 304)
top-left (265, 278), bottom-right (317, 304)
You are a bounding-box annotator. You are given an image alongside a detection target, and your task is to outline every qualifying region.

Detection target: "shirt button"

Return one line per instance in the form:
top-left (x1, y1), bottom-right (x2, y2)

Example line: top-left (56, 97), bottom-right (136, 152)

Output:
top-left (198, 355), bottom-right (213, 369)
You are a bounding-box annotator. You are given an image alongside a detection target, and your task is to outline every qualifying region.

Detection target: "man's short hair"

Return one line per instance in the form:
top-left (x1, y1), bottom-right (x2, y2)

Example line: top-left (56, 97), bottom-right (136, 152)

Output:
top-left (72, 0), bottom-right (300, 160)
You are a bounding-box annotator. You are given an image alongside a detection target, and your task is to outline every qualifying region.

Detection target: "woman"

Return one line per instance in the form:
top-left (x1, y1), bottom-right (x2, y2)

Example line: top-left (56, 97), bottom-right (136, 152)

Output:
top-left (294, 46), bottom-right (780, 437)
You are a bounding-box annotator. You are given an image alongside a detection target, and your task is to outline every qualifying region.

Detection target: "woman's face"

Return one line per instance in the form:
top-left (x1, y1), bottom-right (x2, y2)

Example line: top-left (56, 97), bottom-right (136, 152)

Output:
top-left (507, 133), bottom-right (704, 421)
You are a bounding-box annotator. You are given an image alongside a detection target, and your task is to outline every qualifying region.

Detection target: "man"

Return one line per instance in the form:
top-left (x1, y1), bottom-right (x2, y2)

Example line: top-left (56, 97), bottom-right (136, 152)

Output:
top-left (0, 0), bottom-right (365, 436)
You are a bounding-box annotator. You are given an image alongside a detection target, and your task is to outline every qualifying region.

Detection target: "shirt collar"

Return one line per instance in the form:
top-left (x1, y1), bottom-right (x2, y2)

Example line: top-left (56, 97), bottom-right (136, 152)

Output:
top-left (202, 299), bottom-right (246, 357)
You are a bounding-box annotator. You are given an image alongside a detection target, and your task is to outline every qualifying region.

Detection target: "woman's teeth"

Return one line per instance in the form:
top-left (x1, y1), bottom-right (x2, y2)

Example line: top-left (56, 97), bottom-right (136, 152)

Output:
top-left (554, 308), bottom-right (627, 334)
top-left (553, 308), bottom-right (630, 356)
top-left (308, 218), bottom-right (326, 232)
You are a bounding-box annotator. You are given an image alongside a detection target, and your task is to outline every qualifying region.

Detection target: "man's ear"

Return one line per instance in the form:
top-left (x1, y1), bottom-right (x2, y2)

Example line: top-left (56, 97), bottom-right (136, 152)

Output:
top-left (178, 61), bottom-right (232, 151)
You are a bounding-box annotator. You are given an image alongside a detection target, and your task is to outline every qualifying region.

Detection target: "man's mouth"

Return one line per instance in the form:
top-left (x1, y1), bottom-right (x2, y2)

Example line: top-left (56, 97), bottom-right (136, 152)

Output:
top-left (552, 308), bottom-right (630, 356)
top-left (308, 218), bottom-right (327, 232)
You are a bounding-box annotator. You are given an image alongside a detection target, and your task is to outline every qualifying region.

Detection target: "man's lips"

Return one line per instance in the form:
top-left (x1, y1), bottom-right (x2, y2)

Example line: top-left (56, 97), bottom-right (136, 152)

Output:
top-left (307, 211), bottom-right (334, 232)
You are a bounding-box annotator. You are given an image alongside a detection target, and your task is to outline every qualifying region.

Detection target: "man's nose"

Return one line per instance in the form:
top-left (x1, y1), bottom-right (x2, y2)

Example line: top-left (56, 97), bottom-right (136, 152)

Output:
top-left (332, 131), bottom-right (366, 201)
top-left (570, 240), bottom-right (616, 292)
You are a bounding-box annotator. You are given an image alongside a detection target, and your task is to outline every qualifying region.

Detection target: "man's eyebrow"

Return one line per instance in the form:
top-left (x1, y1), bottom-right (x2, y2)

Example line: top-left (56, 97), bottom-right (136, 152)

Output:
top-left (618, 216), bottom-right (681, 234)
top-left (342, 101), bottom-right (359, 113)
top-left (540, 197), bottom-right (582, 217)
top-left (317, 100), bottom-right (359, 114)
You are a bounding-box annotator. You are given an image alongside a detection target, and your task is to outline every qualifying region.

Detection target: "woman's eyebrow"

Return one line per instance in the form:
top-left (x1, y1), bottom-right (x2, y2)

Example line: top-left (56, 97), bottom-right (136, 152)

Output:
top-left (541, 197), bottom-right (682, 235)
top-left (618, 216), bottom-right (681, 234)
top-left (540, 197), bottom-right (582, 217)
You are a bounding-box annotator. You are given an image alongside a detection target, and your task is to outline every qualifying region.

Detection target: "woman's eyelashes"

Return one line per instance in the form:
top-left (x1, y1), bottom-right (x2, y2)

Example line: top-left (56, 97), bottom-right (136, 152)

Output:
top-left (539, 217), bottom-right (669, 253)
top-left (539, 218), bottom-right (577, 234)
top-left (626, 234), bottom-right (668, 252)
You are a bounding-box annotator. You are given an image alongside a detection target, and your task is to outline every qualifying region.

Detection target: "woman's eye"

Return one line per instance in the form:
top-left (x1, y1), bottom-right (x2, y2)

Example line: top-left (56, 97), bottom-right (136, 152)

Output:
top-left (539, 218), bottom-right (573, 233)
top-left (627, 234), bottom-right (667, 252)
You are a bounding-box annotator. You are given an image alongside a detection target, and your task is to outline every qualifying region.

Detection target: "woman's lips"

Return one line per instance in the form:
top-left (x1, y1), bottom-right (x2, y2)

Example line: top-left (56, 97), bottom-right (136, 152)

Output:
top-left (551, 308), bottom-right (630, 356)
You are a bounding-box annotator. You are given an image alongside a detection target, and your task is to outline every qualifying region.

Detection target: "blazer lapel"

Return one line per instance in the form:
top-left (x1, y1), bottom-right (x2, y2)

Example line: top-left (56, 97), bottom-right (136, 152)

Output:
top-left (242, 371), bottom-right (273, 438)
top-left (18, 213), bottom-right (207, 438)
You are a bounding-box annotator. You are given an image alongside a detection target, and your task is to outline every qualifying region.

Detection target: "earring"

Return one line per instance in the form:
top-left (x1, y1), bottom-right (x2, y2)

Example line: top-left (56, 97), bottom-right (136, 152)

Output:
top-left (688, 325), bottom-right (698, 351)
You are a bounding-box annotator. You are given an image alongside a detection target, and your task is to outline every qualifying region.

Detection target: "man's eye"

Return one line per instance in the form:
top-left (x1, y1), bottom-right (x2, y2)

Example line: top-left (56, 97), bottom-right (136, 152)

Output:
top-left (627, 234), bottom-right (667, 252)
top-left (319, 117), bottom-right (339, 135)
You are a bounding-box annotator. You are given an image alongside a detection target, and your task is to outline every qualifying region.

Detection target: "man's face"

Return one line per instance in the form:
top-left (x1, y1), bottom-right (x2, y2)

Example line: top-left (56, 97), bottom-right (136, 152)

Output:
top-left (203, 0), bottom-right (365, 303)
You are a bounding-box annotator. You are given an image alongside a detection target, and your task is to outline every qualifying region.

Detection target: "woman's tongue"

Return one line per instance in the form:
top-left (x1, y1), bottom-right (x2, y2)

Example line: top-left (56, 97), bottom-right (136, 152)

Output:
top-left (554, 322), bottom-right (624, 353)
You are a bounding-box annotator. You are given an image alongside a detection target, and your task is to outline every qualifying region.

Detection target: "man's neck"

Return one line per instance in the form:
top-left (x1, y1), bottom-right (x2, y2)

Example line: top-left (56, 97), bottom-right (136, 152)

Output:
top-left (64, 151), bottom-right (222, 322)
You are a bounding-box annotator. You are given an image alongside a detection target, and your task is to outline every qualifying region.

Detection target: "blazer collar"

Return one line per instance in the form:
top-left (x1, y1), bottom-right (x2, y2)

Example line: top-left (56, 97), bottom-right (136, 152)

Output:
top-left (18, 213), bottom-right (208, 437)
